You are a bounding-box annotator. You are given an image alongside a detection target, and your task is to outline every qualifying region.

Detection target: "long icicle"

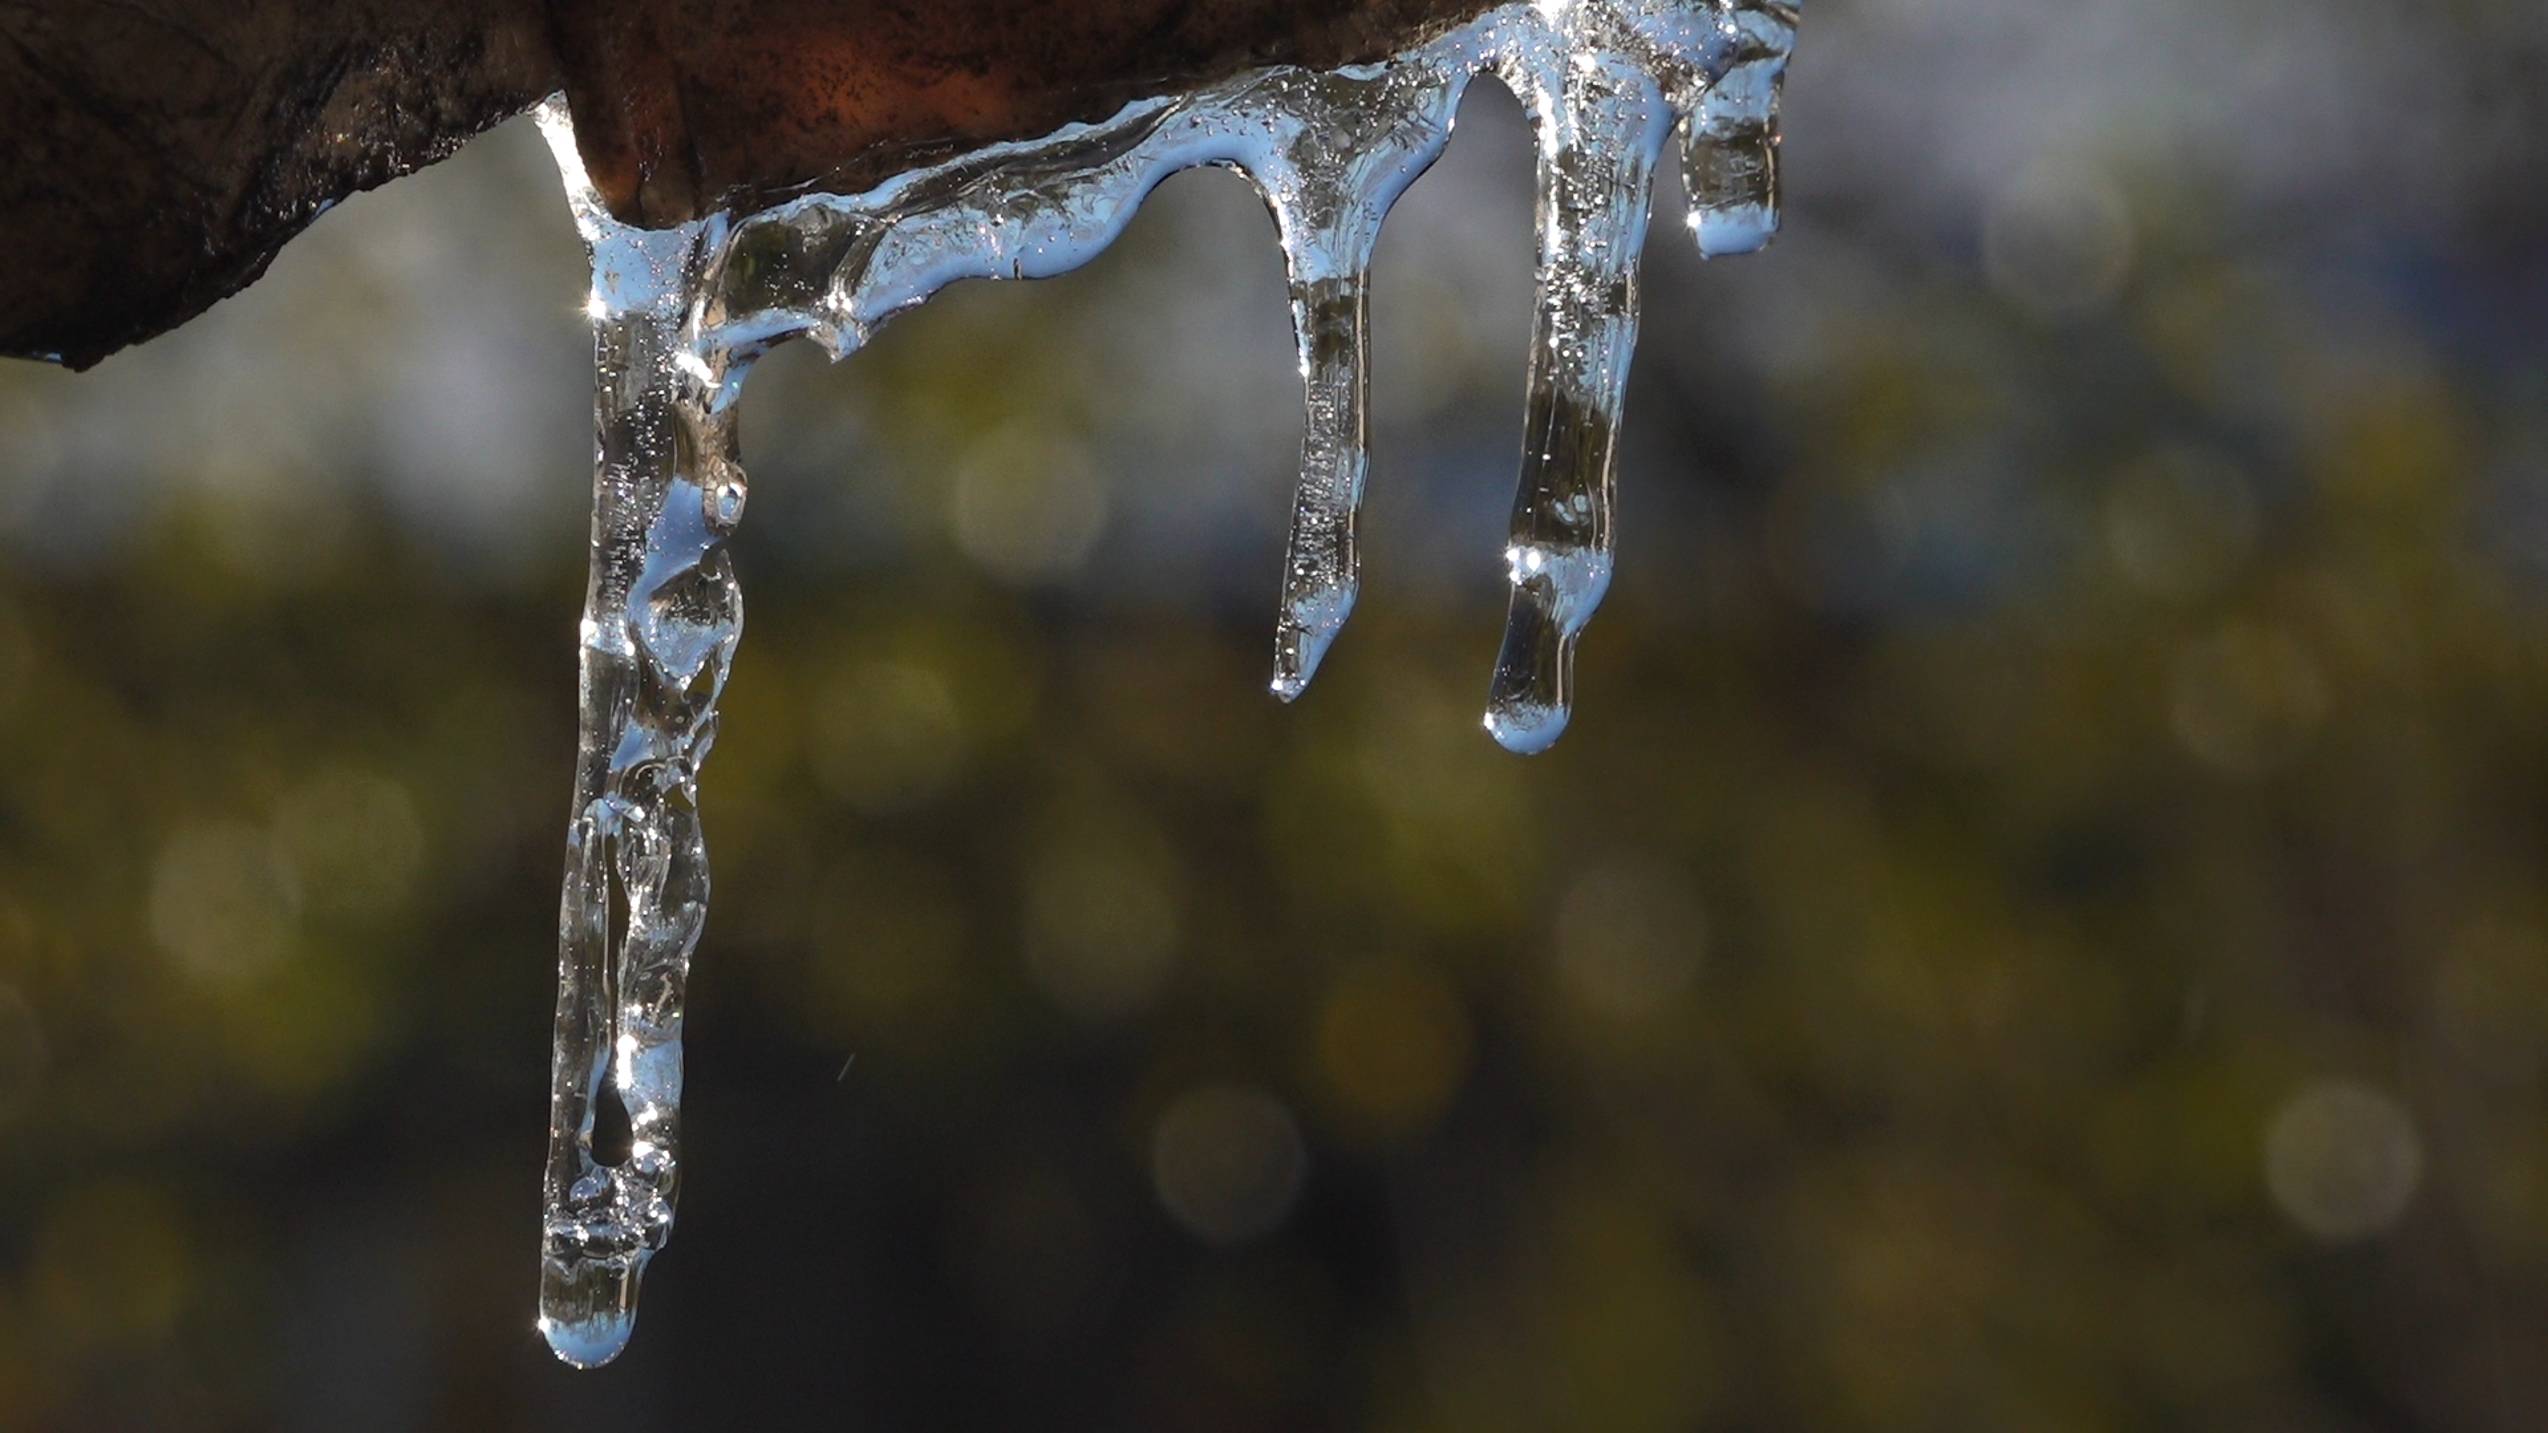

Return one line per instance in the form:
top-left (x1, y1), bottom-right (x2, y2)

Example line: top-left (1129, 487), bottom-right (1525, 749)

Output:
top-left (1256, 68), bottom-right (1457, 700)
top-left (1482, 46), bottom-right (1671, 753)
top-left (1269, 238), bottom-right (1374, 701)
top-left (536, 101), bottom-right (746, 1369)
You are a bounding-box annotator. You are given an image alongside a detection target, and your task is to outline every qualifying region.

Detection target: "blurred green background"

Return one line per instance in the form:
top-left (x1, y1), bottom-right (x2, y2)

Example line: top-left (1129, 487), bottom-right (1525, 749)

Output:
top-left (5, 0), bottom-right (2548, 1427)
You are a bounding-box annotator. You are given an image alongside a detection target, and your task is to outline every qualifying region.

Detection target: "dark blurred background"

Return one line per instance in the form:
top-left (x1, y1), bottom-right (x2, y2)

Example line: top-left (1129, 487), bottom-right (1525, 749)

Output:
top-left (5, 0), bottom-right (2548, 1427)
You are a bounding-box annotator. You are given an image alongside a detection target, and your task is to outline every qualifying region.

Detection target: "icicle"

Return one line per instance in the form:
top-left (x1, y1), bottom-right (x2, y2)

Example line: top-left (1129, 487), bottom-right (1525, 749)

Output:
top-left (1683, 0), bottom-right (1798, 258)
top-left (534, 101), bottom-right (746, 1369)
top-left (527, 0), bottom-right (1804, 1364)
top-left (1249, 70), bottom-right (1460, 700)
top-left (1269, 256), bottom-right (1370, 701)
top-left (1481, 42), bottom-right (1672, 754)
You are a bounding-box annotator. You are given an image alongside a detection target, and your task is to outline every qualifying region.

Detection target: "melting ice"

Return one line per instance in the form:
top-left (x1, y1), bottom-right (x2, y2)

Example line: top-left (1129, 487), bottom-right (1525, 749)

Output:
top-left (534, 0), bottom-right (1798, 1367)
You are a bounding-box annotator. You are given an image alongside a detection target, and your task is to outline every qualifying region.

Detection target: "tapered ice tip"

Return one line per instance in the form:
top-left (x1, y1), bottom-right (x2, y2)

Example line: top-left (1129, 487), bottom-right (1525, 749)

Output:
top-left (1483, 697), bottom-right (1571, 755)
top-left (1682, 115), bottom-right (1781, 259)
top-left (539, 1252), bottom-right (643, 1368)
top-left (1689, 203), bottom-right (1779, 259)
top-left (1484, 581), bottom-right (1575, 755)
top-left (1270, 625), bottom-right (1333, 703)
top-left (540, 1309), bottom-right (635, 1369)
top-left (1270, 584), bottom-right (1355, 702)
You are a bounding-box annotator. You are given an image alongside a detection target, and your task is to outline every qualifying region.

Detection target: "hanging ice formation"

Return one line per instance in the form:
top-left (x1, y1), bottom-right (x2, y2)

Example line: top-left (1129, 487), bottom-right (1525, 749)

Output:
top-left (535, 0), bottom-right (1798, 1367)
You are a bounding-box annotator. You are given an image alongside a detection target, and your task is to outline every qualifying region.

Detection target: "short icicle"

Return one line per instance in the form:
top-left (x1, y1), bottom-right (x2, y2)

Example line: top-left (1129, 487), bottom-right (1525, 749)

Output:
top-left (1482, 42), bottom-right (1673, 753)
top-left (535, 100), bottom-right (747, 1369)
top-left (1682, 0), bottom-right (1800, 258)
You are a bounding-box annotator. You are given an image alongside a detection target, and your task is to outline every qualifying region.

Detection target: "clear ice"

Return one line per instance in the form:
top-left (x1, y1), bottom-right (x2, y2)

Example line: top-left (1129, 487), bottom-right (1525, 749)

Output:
top-left (535, 0), bottom-right (1797, 1366)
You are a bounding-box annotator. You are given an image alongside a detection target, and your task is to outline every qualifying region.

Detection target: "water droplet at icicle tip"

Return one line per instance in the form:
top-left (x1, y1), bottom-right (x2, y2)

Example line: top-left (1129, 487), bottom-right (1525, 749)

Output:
top-left (530, 0), bottom-right (1796, 1366)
